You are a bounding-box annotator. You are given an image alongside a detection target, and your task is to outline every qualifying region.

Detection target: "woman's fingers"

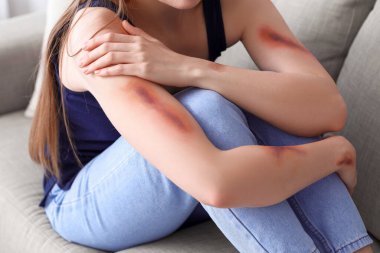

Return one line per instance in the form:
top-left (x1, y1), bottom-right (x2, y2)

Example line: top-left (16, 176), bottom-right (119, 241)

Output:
top-left (82, 51), bottom-right (139, 74)
top-left (82, 32), bottom-right (140, 51)
top-left (79, 42), bottom-right (135, 67)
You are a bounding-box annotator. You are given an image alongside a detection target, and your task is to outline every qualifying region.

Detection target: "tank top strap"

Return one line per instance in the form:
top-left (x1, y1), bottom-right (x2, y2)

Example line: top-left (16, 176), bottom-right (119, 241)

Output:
top-left (202, 0), bottom-right (227, 61)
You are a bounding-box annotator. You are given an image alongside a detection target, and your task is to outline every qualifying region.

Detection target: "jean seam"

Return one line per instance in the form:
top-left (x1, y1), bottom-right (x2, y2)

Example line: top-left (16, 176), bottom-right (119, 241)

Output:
top-left (51, 148), bottom-right (134, 207)
top-left (288, 196), bottom-right (334, 253)
top-left (228, 208), bottom-right (270, 253)
top-left (335, 234), bottom-right (372, 253)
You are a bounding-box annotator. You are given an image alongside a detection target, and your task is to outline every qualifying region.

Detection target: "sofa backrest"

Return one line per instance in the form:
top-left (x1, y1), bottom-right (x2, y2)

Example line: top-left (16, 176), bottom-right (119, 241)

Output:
top-left (338, 0), bottom-right (380, 240)
top-left (218, 0), bottom-right (376, 81)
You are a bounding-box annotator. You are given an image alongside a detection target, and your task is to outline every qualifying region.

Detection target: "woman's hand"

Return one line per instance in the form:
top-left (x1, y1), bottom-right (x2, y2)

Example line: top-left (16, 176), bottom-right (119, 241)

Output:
top-left (78, 20), bottom-right (197, 87)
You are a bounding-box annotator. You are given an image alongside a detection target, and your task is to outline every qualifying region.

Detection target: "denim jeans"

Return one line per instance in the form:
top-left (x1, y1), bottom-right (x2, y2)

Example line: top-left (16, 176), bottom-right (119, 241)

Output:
top-left (44, 87), bottom-right (373, 252)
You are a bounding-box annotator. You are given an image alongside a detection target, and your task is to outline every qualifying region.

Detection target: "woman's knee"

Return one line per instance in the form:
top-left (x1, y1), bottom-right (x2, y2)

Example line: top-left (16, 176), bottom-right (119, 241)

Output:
top-left (174, 87), bottom-right (258, 149)
top-left (175, 88), bottom-right (233, 117)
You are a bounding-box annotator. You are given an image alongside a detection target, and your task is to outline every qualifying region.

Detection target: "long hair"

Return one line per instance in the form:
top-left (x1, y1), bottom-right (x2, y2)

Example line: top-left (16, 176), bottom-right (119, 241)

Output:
top-left (29, 0), bottom-right (128, 181)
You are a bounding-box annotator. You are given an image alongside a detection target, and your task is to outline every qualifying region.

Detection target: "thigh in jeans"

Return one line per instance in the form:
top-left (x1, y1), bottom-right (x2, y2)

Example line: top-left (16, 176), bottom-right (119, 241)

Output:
top-left (44, 136), bottom-right (199, 251)
top-left (243, 110), bottom-right (374, 253)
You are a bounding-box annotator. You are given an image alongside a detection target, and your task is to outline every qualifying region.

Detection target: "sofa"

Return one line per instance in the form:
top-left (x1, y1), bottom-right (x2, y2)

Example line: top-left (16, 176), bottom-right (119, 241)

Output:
top-left (0, 0), bottom-right (379, 252)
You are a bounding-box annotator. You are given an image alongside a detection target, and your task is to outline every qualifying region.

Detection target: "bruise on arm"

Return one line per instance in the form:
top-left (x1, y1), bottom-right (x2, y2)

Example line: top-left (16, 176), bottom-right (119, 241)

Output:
top-left (127, 82), bottom-right (194, 133)
top-left (264, 145), bottom-right (306, 163)
top-left (258, 25), bottom-right (311, 55)
top-left (336, 152), bottom-right (354, 167)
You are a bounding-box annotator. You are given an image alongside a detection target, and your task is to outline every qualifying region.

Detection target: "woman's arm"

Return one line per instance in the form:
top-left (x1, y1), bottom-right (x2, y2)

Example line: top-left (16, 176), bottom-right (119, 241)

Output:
top-left (63, 7), bottom-right (355, 208)
top-left (184, 0), bottom-right (347, 137)
top-left (189, 61), bottom-right (346, 137)
top-left (77, 0), bottom-right (346, 137)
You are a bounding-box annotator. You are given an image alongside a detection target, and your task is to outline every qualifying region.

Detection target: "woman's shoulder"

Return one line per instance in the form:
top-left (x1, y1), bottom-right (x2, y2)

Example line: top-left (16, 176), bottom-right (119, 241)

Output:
top-left (59, 7), bottom-right (125, 93)
top-left (69, 7), bottom-right (123, 56)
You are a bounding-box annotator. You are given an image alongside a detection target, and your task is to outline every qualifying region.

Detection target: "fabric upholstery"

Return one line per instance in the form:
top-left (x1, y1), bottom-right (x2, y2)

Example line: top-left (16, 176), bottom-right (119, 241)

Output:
top-left (337, 0), bottom-right (380, 240)
top-left (0, 112), bottom-right (104, 253)
top-left (0, 11), bottom-right (45, 116)
top-left (217, 0), bottom-right (376, 81)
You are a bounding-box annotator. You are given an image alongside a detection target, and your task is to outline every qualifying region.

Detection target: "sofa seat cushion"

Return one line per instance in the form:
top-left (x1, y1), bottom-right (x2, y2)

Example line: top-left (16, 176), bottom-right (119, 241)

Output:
top-left (0, 111), bottom-right (237, 253)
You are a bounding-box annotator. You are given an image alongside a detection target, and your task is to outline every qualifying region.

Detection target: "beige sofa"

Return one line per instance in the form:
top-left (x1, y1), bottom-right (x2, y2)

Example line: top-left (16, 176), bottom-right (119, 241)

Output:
top-left (0, 0), bottom-right (379, 252)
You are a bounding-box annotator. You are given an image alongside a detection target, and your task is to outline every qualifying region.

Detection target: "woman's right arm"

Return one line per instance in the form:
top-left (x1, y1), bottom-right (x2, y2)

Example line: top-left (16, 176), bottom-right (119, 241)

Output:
top-left (63, 8), bottom-right (355, 208)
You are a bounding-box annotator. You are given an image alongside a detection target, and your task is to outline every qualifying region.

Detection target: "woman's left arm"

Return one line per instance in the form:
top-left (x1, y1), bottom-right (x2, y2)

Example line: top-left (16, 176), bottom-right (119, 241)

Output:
top-left (190, 0), bottom-right (347, 137)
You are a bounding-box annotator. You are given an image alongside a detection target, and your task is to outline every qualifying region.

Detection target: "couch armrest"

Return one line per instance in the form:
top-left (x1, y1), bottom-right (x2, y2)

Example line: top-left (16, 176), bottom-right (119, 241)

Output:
top-left (0, 12), bottom-right (46, 116)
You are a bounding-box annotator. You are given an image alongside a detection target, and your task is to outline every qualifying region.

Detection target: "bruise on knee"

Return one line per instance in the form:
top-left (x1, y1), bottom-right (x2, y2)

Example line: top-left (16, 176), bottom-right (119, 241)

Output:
top-left (258, 25), bottom-right (311, 54)
top-left (132, 85), bottom-right (193, 133)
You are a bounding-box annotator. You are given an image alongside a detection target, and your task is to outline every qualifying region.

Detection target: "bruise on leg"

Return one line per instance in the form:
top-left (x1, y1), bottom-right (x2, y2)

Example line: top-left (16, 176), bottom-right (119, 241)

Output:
top-left (132, 85), bottom-right (193, 133)
top-left (258, 25), bottom-right (311, 54)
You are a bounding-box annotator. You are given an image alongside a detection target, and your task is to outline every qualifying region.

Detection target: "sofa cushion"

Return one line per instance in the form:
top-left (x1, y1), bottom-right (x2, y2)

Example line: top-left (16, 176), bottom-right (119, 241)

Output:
top-left (0, 112), bottom-right (104, 253)
top-left (337, 0), bottom-right (380, 241)
top-left (217, 0), bottom-right (376, 81)
top-left (0, 12), bottom-right (45, 116)
top-left (0, 111), bottom-right (237, 253)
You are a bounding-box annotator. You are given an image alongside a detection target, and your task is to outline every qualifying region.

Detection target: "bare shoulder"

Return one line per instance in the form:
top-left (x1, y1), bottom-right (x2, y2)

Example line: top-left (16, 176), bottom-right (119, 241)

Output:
top-left (68, 7), bottom-right (124, 56)
top-left (60, 7), bottom-right (125, 92)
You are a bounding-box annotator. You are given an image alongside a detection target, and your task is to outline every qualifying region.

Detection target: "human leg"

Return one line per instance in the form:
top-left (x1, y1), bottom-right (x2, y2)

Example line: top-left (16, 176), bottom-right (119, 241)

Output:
top-left (243, 110), bottom-right (374, 253)
top-left (177, 88), bottom-right (319, 253)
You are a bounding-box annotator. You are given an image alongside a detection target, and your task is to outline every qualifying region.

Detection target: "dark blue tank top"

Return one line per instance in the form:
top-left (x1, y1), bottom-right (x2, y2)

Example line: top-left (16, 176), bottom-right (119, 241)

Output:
top-left (39, 0), bottom-right (227, 207)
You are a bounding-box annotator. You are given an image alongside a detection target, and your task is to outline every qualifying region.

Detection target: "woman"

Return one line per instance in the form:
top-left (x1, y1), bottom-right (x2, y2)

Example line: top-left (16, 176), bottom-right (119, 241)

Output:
top-left (29, 0), bottom-right (374, 252)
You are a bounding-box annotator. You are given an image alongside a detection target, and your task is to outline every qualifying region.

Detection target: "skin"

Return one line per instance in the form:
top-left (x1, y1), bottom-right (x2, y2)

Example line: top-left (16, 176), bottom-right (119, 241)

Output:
top-left (60, 1), bottom-right (373, 252)
top-left (132, 85), bottom-right (192, 132)
top-left (79, 0), bottom-right (347, 137)
top-left (258, 25), bottom-right (311, 54)
top-left (208, 62), bottom-right (226, 73)
top-left (266, 146), bottom-right (306, 161)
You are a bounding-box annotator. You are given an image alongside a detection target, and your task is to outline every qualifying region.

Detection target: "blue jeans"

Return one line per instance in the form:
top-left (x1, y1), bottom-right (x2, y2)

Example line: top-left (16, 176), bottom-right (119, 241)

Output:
top-left (44, 87), bottom-right (373, 252)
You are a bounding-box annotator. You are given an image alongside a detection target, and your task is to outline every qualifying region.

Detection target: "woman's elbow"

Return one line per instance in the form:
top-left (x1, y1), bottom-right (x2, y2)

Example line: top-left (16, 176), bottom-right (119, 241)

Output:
top-left (326, 95), bottom-right (348, 132)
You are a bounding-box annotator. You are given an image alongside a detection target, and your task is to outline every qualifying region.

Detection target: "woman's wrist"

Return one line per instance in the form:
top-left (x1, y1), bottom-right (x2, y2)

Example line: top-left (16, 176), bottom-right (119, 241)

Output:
top-left (184, 56), bottom-right (213, 89)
